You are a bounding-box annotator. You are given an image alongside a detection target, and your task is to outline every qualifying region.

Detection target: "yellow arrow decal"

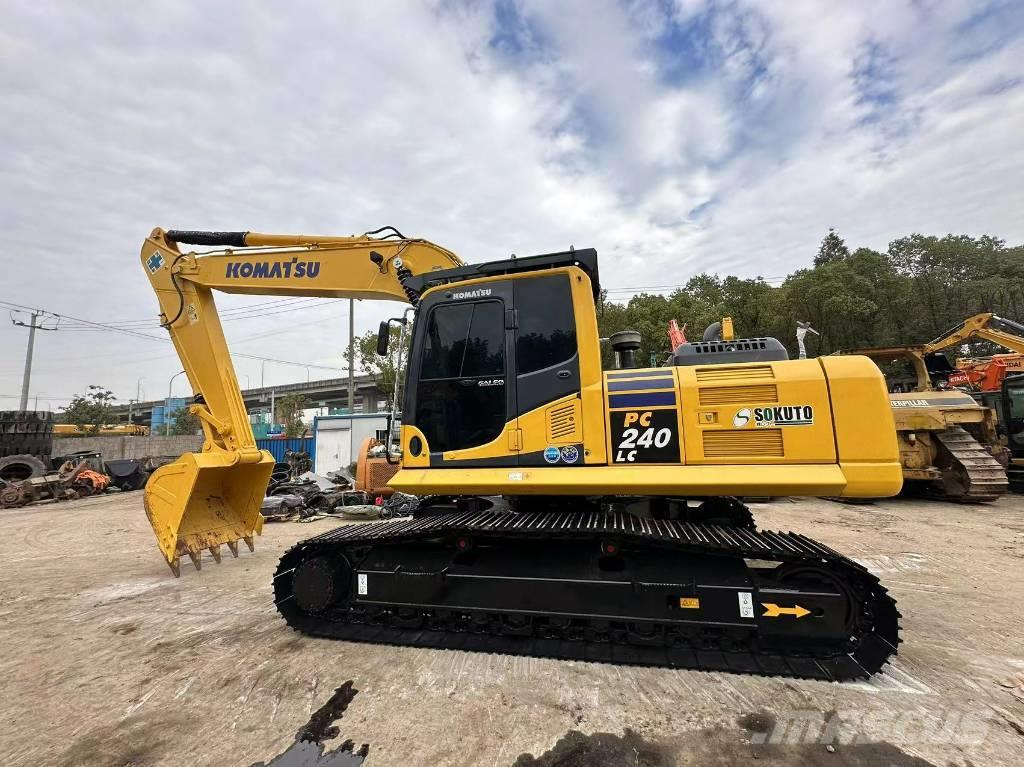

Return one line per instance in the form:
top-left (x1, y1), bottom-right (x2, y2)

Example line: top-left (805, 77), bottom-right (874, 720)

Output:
top-left (761, 602), bottom-right (811, 619)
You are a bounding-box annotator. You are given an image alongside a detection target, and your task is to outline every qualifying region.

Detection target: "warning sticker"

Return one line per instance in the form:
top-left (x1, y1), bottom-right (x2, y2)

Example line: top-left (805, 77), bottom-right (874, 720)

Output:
top-left (738, 592), bottom-right (754, 618)
top-left (679, 597), bottom-right (700, 609)
top-left (357, 573), bottom-right (368, 596)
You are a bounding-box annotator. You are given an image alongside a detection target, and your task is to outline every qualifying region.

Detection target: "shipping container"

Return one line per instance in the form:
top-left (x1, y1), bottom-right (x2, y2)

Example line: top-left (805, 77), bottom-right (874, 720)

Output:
top-left (256, 437), bottom-right (315, 464)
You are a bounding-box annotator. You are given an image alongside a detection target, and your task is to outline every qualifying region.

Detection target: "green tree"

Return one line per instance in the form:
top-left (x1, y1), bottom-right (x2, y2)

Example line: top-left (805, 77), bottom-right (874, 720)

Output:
top-left (595, 273), bottom-right (784, 367)
top-left (814, 228), bottom-right (850, 267)
top-left (346, 325), bottom-right (412, 410)
top-left (168, 406), bottom-right (201, 435)
top-left (276, 393), bottom-right (309, 438)
top-left (595, 230), bottom-right (1024, 361)
top-left (60, 385), bottom-right (116, 433)
top-left (885, 233), bottom-right (1024, 340)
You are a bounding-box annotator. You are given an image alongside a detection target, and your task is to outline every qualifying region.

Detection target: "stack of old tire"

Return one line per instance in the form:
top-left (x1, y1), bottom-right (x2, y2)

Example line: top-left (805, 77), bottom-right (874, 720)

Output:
top-left (0, 411), bottom-right (53, 481)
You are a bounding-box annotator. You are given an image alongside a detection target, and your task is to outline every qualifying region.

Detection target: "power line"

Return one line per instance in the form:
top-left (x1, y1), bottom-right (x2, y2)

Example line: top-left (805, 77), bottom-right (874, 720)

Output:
top-left (603, 277), bottom-right (789, 294)
top-left (54, 296), bottom-right (328, 328)
top-left (53, 297), bottom-right (326, 330)
top-left (601, 278), bottom-right (789, 301)
top-left (0, 299), bottom-right (347, 371)
top-left (54, 296), bottom-right (329, 329)
top-left (0, 393), bottom-right (76, 401)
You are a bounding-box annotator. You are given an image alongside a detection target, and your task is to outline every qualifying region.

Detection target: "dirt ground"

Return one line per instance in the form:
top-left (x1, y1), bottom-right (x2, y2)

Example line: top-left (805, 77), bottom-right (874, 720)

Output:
top-left (1, 492), bottom-right (1022, 767)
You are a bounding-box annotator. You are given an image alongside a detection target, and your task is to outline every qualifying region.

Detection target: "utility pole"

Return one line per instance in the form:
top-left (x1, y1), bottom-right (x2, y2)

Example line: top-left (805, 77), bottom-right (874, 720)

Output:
top-left (12, 310), bottom-right (55, 411)
top-left (348, 299), bottom-right (356, 414)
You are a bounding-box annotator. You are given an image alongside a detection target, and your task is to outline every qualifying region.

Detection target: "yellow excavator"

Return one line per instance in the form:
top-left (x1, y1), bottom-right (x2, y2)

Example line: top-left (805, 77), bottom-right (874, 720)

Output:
top-left (140, 227), bottom-right (902, 679)
top-left (940, 313), bottom-right (1024, 391)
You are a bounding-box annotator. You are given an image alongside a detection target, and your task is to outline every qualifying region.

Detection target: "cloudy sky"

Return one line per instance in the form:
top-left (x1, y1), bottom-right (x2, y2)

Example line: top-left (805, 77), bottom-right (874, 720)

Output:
top-left (1, 0), bottom-right (1022, 409)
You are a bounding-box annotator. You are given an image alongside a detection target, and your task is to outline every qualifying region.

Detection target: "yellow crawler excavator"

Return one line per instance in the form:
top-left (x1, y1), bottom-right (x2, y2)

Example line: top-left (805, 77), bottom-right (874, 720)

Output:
top-left (140, 227), bottom-right (902, 679)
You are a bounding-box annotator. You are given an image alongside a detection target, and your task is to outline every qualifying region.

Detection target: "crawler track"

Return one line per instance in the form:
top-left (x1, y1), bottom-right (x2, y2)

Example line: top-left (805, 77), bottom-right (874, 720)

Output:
top-left (933, 426), bottom-right (1009, 502)
top-left (274, 507), bottom-right (899, 681)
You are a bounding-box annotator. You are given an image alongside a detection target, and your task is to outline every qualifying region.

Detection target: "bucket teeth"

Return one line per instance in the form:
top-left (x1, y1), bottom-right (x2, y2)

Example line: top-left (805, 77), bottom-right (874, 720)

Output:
top-left (168, 557), bottom-right (181, 578)
top-left (243, 535), bottom-right (255, 553)
top-left (227, 540), bottom-right (239, 558)
top-left (209, 545), bottom-right (222, 564)
top-left (188, 550), bottom-right (202, 571)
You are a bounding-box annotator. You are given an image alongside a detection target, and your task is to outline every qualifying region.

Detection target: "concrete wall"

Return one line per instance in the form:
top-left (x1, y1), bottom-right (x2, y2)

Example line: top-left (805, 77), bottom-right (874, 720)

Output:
top-left (51, 435), bottom-right (203, 462)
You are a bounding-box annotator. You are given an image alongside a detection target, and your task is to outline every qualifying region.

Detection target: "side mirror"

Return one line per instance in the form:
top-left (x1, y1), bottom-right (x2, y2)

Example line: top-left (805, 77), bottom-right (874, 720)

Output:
top-left (376, 320), bottom-right (390, 356)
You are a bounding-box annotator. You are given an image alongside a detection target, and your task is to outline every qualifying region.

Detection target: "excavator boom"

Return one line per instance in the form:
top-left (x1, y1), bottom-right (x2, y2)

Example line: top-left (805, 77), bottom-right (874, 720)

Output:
top-left (140, 227), bottom-right (461, 575)
top-left (924, 312), bottom-right (1024, 392)
top-left (925, 312), bottom-right (1024, 356)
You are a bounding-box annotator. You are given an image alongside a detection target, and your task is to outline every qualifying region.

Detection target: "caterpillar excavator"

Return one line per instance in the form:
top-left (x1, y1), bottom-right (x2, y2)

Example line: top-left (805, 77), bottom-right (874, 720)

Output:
top-left (940, 313), bottom-right (1024, 392)
top-left (141, 227), bottom-right (902, 680)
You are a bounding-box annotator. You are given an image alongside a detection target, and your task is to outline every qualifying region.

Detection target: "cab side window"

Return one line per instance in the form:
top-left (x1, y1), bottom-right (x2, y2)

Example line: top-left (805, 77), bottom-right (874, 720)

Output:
top-left (515, 275), bottom-right (577, 374)
top-left (415, 301), bottom-right (506, 452)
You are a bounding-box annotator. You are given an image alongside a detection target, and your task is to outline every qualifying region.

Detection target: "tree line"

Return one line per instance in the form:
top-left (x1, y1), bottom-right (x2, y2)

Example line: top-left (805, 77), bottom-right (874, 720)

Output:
top-left (73, 228), bottom-right (1014, 425)
top-left (597, 230), bottom-right (1024, 366)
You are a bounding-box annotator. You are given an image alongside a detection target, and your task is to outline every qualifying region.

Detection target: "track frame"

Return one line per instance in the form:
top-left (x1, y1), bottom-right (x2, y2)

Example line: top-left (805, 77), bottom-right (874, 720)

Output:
top-left (274, 502), bottom-right (900, 681)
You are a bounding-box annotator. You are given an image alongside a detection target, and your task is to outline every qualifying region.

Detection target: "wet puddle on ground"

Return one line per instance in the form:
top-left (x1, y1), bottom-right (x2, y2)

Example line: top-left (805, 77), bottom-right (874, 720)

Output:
top-left (512, 728), bottom-right (672, 766)
top-left (247, 685), bottom-right (939, 767)
top-left (512, 713), bottom-right (938, 767)
top-left (250, 681), bottom-right (368, 766)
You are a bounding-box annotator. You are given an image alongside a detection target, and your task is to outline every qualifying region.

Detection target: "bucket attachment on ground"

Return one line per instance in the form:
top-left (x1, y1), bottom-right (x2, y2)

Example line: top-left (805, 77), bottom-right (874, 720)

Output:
top-left (144, 449), bottom-right (275, 576)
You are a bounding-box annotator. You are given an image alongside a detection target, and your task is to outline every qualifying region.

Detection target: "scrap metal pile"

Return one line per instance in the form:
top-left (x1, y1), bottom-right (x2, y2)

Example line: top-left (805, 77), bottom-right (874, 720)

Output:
top-left (261, 462), bottom-right (417, 523)
top-left (0, 449), bottom-right (156, 510)
top-left (1, 459), bottom-right (110, 508)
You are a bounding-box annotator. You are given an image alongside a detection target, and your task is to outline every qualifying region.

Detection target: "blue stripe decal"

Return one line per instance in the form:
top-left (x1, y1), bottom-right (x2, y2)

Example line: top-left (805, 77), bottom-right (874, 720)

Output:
top-left (606, 369), bottom-right (672, 379)
top-left (608, 391), bottom-right (677, 408)
top-left (607, 378), bottom-right (676, 392)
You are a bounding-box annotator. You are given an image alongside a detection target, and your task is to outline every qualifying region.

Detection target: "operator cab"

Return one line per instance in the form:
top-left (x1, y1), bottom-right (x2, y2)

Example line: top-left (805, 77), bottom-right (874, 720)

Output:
top-left (391, 249), bottom-right (599, 468)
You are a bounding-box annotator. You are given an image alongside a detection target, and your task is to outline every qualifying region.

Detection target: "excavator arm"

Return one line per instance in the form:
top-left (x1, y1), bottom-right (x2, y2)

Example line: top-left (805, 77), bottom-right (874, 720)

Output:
top-left (140, 227), bottom-right (462, 575)
top-left (851, 313), bottom-right (1024, 393)
top-left (924, 312), bottom-right (1024, 355)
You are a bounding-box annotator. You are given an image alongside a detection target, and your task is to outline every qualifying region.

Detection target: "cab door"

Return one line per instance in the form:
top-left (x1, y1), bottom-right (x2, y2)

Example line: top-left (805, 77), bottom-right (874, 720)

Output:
top-left (513, 273), bottom-right (582, 466)
top-left (404, 281), bottom-right (517, 467)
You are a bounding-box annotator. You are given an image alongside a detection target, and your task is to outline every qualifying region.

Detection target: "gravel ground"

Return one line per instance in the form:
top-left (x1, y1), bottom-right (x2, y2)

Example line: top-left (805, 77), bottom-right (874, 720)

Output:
top-left (1, 492), bottom-right (1022, 766)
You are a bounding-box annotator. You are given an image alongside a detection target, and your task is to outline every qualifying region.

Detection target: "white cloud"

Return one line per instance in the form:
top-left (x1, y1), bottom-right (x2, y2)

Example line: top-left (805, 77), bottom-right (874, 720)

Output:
top-left (0, 0), bottom-right (1022, 408)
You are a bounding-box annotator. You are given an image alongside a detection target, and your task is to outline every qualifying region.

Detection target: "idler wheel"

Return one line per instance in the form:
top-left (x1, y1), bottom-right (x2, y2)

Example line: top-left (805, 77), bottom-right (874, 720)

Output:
top-left (292, 555), bottom-right (350, 614)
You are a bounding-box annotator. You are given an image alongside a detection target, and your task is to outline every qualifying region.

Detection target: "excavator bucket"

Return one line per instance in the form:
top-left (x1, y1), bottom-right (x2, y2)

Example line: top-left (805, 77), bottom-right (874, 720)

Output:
top-left (143, 450), bottom-right (275, 576)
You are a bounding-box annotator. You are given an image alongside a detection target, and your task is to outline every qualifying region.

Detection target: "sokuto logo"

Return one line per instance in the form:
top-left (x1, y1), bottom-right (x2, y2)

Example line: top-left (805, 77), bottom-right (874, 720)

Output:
top-left (733, 408), bottom-right (752, 428)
